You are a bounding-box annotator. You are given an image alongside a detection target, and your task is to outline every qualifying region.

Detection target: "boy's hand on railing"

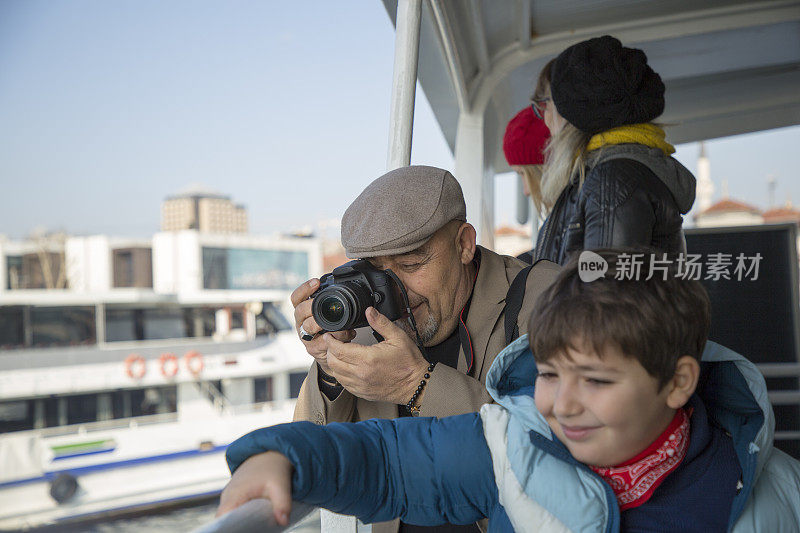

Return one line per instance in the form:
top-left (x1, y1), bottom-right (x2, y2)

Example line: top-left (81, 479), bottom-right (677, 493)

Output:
top-left (216, 451), bottom-right (294, 525)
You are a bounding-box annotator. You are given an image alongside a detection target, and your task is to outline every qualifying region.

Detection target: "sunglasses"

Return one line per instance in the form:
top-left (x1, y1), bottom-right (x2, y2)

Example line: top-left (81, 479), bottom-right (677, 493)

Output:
top-left (531, 96), bottom-right (551, 120)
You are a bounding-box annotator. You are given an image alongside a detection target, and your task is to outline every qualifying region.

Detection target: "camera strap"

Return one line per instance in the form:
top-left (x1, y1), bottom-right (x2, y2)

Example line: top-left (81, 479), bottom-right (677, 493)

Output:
top-left (504, 264), bottom-right (533, 345)
top-left (384, 269), bottom-right (428, 358)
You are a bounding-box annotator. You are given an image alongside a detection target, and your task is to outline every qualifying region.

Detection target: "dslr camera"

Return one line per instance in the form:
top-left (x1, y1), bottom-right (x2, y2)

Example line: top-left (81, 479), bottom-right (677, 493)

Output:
top-left (311, 260), bottom-right (405, 332)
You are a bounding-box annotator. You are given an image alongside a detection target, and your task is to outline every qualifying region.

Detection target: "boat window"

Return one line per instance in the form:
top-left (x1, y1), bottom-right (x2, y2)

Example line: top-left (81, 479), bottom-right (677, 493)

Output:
top-left (5, 253), bottom-right (64, 290)
top-left (201, 247), bottom-right (309, 290)
top-left (231, 309), bottom-right (244, 330)
top-left (106, 308), bottom-right (141, 342)
top-left (257, 302), bottom-right (293, 335)
top-left (106, 307), bottom-right (216, 341)
top-left (5, 255), bottom-right (23, 289)
top-left (185, 307), bottom-right (216, 337)
top-left (142, 308), bottom-right (187, 340)
top-left (129, 386), bottom-right (178, 416)
top-left (31, 306), bottom-right (95, 347)
top-left (289, 372), bottom-right (306, 399)
top-left (114, 250), bottom-right (134, 287)
top-left (202, 247), bottom-right (228, 289)
top-left (129, 389), bottom-right (151, 417)
top-left (254, 376), bottom-right (274, 403)
top-left (97, 393), bottom-right (113, 421)
top-left (39, 397), bottom-right (58, 428)
top-left (111, 389), bottom-right (132, 419)
top-left (66, 393), bottom-right (98, 425)
top-left (2, 387), bottom-right (180, 433)
top-left (112, 247), bottom-right (153, 288)
top-left (0, 400), bottom-right (34, 433)
top-left (0, 306), bottom-right (24, 349)
top-left (161, 387), bottom-right (178, 413)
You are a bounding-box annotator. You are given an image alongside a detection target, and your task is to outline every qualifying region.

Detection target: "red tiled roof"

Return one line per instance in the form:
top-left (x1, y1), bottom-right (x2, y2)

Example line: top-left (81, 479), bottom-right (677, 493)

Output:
top-left (700, 199), bottom-right (761, 215)
top-left (762, 207), bottom-right (800, 224)
top-left (495, 225), bottom-right (529, 237)
top-left (323, 252), bottom-right (349, 272)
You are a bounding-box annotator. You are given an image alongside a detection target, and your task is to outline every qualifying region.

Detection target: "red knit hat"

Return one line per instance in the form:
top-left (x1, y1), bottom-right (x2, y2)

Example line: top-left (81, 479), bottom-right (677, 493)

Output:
top-left (503, 106), bottom-right (550, 165)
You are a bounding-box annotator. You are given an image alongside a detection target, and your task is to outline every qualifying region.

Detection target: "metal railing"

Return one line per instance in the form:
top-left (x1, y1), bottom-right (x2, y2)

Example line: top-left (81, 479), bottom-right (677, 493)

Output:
top-left (758, 363), bottom-right (800, 378)
top-left (192, 499), bottom-right (318, 533)
top-left (198, 379), bottom-right (234, 415)
top-left (28, 411), bottom-right (179, 438)
top-left (757, 363), bottom-right (800, 442)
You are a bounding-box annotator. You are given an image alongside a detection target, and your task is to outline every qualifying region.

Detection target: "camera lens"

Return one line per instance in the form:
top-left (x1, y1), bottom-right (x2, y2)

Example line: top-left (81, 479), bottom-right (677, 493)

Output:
top-left (318, 295), bottom-right (345, 323)
top-left (312, 282), bottom-right (372, 331)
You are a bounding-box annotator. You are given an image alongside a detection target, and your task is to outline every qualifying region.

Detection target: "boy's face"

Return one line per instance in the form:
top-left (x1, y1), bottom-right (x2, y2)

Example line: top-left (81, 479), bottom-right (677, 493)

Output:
top-left (534, 343), bottom-right (677, 467)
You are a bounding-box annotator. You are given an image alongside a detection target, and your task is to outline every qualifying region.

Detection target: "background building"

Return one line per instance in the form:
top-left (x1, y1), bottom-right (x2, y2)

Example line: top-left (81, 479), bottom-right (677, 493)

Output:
top-left (0, 230), bottom-right (322, 349)
top-left (694, 198), bottom-right (764, 228)
top-left (0, 234), bottom-right (67, 291)
top-left (161, 186), bottom-right (248, 234)
top-left (493, 224), bottom-right (532, 258)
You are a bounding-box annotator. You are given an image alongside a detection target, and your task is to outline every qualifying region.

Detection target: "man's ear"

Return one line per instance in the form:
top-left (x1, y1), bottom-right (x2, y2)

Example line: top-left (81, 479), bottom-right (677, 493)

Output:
top-left (665, 355), bottom-right (701, 409)
top-left (456, 223), bottom-right (477, 265)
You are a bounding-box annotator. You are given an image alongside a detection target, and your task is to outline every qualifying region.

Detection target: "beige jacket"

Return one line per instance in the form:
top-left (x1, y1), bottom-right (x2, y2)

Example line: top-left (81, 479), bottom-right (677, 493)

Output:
top-left (293, 247), bottom-right (559, 531)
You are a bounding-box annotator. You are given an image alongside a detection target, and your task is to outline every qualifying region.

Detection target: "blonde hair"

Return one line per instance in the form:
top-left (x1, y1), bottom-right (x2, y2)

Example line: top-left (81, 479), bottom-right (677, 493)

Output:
top-left (513, 164), bottom-right (545, 217)
top-left (540, 121), bottom-right (591, 210)
top-left (533, 58), bottom-right (554, 103)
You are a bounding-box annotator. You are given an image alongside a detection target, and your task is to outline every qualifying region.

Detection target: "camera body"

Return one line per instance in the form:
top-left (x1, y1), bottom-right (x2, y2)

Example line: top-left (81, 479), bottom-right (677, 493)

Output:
top-left (311, 260), bottom-right (405, 332)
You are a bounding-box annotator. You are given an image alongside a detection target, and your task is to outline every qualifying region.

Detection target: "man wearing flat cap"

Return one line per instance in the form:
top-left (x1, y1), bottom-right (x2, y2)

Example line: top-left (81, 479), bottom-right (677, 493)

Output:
top-left (291, 166), bottom-right (558, 418)
top-left (290, 166), bottom-right (558, 531)
top-left (291, 166), bottom-right (558, 531)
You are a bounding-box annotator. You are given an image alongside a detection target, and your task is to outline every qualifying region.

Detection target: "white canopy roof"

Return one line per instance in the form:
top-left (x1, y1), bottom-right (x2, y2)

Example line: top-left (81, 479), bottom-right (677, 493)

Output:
top-left (382, 0), bottom-right (800, 244)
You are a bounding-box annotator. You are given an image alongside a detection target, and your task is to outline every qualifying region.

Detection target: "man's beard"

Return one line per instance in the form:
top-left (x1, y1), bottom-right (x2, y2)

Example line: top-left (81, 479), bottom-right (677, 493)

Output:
top-left (396, 308), bottom-right (438, 345)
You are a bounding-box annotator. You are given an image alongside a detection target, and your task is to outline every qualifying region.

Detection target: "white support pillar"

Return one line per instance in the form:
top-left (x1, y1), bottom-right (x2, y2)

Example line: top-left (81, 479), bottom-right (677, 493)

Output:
top-left (455, 112), bottom-right (495, 249)
top-left (95, 302), bottom-right (106, 345)
top-left (386, 0), bottom-right (422, 171)
top-left (515, 174), bottom-right (529, 224)
top-left (323, 5), bottom-right (425, 530)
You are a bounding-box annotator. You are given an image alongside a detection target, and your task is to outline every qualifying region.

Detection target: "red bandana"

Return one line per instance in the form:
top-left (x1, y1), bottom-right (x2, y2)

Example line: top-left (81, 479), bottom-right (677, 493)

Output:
top-left (589, 408), bottom-right (690, 510)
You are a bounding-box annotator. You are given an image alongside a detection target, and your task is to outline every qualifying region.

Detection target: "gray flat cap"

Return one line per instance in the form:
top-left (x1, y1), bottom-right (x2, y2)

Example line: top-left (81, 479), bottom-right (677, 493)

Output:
top-left (341, 166), bottom-right (467, 258)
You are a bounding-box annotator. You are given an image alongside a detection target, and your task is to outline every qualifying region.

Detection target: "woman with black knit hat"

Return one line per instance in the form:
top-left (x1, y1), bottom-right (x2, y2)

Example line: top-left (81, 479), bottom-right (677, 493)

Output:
top-left (531, 35), bottom-right (696, 264)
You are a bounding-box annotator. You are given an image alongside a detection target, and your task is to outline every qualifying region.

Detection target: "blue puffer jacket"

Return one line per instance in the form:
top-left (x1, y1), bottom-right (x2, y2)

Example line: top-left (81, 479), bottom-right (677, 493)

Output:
top-left (226, 339), bottom-right (800, 532)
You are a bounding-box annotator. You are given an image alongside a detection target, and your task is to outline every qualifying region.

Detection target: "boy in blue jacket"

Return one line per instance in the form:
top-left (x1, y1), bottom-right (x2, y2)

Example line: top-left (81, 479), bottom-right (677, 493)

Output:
top-left (217, 250), bottom-right (800, 532)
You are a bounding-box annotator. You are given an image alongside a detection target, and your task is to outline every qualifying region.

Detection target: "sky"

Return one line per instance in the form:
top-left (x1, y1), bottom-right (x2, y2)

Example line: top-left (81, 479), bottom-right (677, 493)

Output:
top-left (1, 1), bottom-right (799, 240)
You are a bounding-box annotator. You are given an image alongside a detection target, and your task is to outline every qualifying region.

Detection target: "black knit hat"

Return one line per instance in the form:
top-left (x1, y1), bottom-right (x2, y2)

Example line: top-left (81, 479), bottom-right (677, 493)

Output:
top-left (550, 35), bottom-right (665, 135)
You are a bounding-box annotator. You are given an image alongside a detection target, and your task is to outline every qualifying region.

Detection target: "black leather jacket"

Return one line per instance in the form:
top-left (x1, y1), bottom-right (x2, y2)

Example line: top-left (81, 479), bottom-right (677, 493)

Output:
top-left (534, 144), bottom-right (696, 265)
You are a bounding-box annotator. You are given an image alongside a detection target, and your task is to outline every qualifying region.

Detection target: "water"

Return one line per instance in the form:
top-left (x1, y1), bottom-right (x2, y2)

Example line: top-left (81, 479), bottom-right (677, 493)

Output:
top-left (30, 501), bottom-right (322, 533)
top-left (32, 501), bottom-right (219, 533)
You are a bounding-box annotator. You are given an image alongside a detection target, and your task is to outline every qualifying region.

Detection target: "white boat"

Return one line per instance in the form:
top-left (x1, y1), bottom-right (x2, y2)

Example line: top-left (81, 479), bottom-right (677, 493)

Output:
top-left (0, 231), bottom-right (321, 530)
top-left (0, 331), bottom-right (312, 531)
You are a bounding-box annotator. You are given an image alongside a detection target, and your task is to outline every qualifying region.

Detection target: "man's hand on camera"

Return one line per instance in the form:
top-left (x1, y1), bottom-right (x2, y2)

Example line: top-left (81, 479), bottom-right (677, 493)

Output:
top-left (291, 278), bottom-right (356, 375)
top-left (324, 307), bottom-right (429, 404)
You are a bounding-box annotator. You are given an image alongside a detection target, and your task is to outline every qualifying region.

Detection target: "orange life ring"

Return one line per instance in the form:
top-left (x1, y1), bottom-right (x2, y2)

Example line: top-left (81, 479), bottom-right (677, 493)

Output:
top-left (125, 354), bottom-right (147, 380)
top-left (159, 353), bottom-right (179, 378)
top-left (184, 351), bottom-right (204, 377)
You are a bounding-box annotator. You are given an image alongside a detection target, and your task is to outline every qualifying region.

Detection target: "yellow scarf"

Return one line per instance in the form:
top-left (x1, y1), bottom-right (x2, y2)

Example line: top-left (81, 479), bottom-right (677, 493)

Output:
top-left (587, 123), bottom-right (675, 155)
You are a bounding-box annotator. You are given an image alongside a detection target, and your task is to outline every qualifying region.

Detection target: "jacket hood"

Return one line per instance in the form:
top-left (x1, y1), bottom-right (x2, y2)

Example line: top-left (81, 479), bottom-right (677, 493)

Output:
top-left (485, 335), bottom-right (553, 438)
top-left (588, 144), bottom-right (697, 214)
top-left (485, 337), bottom-right (774, 495)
